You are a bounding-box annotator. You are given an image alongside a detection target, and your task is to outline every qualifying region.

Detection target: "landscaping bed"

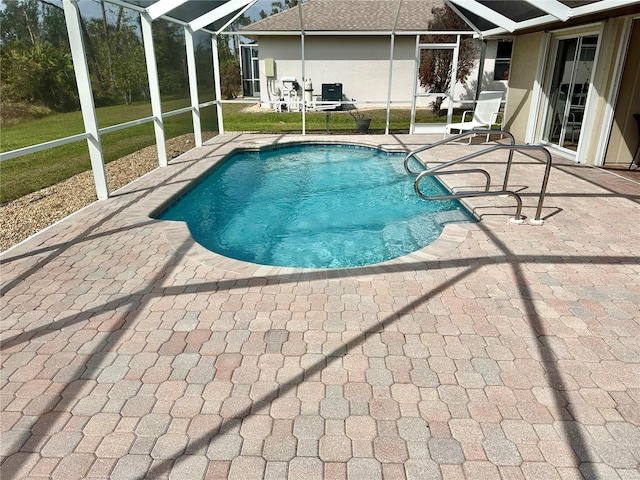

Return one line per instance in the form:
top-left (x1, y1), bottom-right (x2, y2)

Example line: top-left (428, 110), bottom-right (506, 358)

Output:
top-left (0, 133), bottom-right (210, 252)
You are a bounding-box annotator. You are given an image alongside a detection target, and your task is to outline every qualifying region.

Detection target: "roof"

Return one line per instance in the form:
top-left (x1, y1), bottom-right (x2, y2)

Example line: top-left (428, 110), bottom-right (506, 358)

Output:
top-left (447, 0), bottom-right (640, 37)
top-left (240, 0), bottom-right (454, 33)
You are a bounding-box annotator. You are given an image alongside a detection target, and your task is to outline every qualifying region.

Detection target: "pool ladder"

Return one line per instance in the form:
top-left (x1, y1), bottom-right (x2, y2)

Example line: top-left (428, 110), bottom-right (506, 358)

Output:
top-left (404, 130), bottom-right (552, 225)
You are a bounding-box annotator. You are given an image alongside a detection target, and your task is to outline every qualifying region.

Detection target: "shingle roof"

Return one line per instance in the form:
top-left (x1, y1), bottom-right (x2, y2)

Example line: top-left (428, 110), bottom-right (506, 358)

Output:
top-left (241, 0), bottom-right (454, 33)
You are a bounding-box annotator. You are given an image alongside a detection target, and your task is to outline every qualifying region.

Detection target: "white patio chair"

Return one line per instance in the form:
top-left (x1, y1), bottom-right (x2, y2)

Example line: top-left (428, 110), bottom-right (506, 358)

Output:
top-left (445, 91), bottom-right (504, 143)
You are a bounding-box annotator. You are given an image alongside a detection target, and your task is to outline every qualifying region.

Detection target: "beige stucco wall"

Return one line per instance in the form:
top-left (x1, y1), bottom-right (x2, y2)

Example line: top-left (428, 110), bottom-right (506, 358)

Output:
top-left (504, 17), bottom-right (637, 166)
top-left (502, 32), bottom-right (544, 142)
top-left (256, 35), bottom-right (418, 107)
top-left (582, 19), bottom-right (627, 165)
top-left (253, 35), bottom-right (502, 110)
top-left (605, 19), bottom-right (640, 166)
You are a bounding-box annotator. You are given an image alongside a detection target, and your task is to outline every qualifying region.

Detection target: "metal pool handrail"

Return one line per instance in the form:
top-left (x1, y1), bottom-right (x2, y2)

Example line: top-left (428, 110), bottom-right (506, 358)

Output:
top-left (404, 129), bottom-right (517, 192)
top-left (413, 143), bottom-right (553, 225)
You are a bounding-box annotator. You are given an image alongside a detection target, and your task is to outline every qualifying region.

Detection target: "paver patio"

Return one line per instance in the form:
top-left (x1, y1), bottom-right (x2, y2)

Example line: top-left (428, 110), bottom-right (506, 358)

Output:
top-left (1, 133), bottom-right (639, 479)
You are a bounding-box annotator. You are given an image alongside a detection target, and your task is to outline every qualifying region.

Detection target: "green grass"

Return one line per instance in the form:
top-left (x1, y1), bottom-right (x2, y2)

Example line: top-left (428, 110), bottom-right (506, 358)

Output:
top-left (0, 98), bottom-right (216, 204)
top-left (1, 100), bottom-right (455, 205)
top-left (221, 104), bottom-right (453, 134)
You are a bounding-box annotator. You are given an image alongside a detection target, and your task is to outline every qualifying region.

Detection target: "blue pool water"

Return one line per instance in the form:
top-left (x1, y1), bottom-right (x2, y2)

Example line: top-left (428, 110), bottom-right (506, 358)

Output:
top-left (157, 144), bottom-right (474, 268)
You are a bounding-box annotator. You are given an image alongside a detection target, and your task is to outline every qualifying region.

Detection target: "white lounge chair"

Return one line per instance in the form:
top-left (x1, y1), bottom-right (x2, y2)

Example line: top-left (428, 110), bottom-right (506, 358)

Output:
top-left (445, 91), bottom-right (504, 142)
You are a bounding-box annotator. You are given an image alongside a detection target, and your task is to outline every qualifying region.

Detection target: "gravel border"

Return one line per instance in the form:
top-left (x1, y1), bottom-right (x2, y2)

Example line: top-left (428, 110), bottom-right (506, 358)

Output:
top-left (0, 133), bottom-right (212, 252)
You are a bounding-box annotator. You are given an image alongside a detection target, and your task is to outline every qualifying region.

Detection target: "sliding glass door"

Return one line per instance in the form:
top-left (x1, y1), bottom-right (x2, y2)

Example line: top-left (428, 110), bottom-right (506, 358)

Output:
top-left (542, 35), bottom-right (598, 152)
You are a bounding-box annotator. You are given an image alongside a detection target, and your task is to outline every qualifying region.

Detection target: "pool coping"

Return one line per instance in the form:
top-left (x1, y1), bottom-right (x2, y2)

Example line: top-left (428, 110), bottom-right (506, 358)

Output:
top-left (129, 134), bottom-right (480, 276)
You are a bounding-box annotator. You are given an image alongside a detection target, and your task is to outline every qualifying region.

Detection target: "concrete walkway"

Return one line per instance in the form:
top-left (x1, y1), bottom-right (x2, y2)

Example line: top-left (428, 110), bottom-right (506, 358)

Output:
top-left (1, 134), bottom-right (639, 479)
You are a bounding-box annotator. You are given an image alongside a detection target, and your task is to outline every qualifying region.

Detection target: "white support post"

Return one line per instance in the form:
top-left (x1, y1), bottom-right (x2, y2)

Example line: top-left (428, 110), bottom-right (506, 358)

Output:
top-left (212, 35), bottom-right (224, 135)
top-left (62, 0), bottom-right (108, 200)
top-left (410, 35), bottom-right (420, 134)
top-left (301, 32), bottom-right (306, 135)
top-left (385, 33), bottom-right (396, 135)
top-left (185, 27), bottom-right (202, 147)
top-left (299, 1), bottom-right (306, 135)
top-left (448, 35), bottom-right (461, 126)
top-left (141, 13), bottom-right (168, 167)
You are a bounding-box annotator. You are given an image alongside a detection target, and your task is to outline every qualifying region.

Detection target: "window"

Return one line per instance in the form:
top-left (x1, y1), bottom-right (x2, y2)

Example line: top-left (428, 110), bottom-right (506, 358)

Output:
top-left (494, 40), bottom-right (513, 81)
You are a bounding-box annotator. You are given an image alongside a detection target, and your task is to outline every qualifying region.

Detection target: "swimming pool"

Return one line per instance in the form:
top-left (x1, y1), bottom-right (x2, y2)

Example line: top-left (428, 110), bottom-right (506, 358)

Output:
top-left (156, 144), bottom-right (474, 269)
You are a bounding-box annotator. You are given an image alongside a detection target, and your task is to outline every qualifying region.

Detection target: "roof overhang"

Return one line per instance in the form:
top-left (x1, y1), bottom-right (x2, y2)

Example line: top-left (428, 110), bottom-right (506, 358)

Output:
top-left (446, 0), bottom-right (640, 38)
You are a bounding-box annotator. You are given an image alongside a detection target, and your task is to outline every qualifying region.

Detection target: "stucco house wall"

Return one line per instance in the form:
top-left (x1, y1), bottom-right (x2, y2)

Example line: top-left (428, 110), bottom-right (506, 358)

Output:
top-left (502, 33), bottom-right (544, 142)
top-left (605, 19), bottom-right (640, 166)
top-left (252, 35), bottom-right (507, 110)
top-left (256, 35), bottom-right (420, 107)
top-left (504, 14), bottom-right (638, 166)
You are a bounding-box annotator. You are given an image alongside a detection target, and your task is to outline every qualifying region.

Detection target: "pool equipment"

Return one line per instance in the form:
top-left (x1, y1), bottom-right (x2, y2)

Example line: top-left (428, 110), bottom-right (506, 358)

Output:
top-left (281, 77), bottom-right (300, 112)
top-left (304, 79), bottom-right (313, 105)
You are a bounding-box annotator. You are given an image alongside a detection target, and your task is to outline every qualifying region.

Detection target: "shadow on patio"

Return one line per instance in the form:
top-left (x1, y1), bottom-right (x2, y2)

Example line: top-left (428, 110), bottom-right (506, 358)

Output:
top-left (1, 134), bottom-right (639, 479)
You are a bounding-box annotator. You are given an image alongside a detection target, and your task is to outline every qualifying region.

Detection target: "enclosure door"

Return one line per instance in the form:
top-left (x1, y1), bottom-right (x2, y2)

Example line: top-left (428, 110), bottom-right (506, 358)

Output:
top-left (541, 35), bottom-right (598, 152)
top-left (411, 36), bottom-right (459, 134)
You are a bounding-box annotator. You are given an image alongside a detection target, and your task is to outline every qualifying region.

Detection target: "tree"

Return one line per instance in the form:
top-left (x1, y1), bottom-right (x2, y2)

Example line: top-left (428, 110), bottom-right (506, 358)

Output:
top-left (220, 61), bottom-right (241, 99)
top-left (0, 0), bottom-right (41, 45)
top-left (0, 0), bottom-right (78, 111)
top-left (152, 19), bottom-right (189, 96)
top-left (259, 0), bottom-right (298, 19)
top-left (229, 13), bottom-right (252, 62)
top-left (85, 8), bottom-right (148, 105)
top-left (2, 40), bottom-right (78, 111)
top-left (418, 5), bottom-right (479, 115)
top-left (269, 0), bottom-right (298, 15)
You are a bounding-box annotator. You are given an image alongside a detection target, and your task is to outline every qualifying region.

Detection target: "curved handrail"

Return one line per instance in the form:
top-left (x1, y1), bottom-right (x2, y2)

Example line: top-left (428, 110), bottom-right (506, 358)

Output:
top-left (414, 187), bottom-right (523, 222)
top-left (422, 168), bottom-right (492, 192)
top-left (403, 129), bottom-right (516, 175)
top-left (414, 143), bottom-right (552, 223)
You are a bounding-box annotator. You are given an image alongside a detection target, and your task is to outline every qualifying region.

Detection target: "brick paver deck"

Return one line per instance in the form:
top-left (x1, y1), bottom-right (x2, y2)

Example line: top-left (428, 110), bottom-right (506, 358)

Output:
top-left (1, 134), bottom-right (639, 479)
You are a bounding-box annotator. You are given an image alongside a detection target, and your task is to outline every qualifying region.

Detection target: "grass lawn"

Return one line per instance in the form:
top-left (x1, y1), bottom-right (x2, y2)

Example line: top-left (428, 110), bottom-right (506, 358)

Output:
top-left (1, 100), bottom-right (454, 205)
top-left (0, 98), bottom-right (215, 205)
top-left (222, 103), bottom-right (452, 133)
